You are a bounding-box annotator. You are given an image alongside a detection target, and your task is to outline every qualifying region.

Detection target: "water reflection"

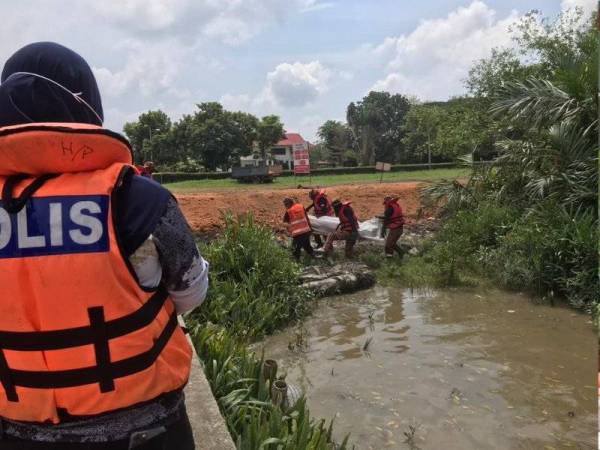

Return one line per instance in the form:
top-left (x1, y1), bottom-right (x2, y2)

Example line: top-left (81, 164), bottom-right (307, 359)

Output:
top-left (259, 286), bottom-right (596, 449)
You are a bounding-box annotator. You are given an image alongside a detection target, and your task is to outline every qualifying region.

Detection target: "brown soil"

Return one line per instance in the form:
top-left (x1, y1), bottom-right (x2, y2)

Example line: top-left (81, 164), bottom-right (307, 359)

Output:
top-left (176, 181), bottom-right (430, 234)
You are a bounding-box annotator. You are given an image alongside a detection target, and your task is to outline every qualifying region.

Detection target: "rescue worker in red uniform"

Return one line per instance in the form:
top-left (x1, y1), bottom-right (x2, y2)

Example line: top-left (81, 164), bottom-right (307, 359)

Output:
top-left (283, 197), bottom-right (314, 260)
top-left (305, 188), bottom-right (333, 248)
top-left (135, 162), bottom-right (155, 179)
top-left (323, 199), bottom-right (359, 258)
top-left (381, 196), bottom-right (405, 258)
top-left (0, 42), bottom-right (208, 450)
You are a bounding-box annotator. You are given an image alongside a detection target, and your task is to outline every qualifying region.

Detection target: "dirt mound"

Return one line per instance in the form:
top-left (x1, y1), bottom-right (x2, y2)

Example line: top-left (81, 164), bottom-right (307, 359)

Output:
top-left (176, 182), bottom-right (426, 233)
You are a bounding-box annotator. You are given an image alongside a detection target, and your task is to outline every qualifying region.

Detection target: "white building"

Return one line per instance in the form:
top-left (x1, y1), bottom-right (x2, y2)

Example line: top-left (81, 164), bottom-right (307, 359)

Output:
top-left (240, 133), bottom-right (310, 169)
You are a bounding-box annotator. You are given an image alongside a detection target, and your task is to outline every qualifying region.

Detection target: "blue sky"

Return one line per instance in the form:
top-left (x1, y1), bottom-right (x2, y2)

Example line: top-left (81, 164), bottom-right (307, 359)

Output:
top-left (0, 0), bottom-right (593, 141)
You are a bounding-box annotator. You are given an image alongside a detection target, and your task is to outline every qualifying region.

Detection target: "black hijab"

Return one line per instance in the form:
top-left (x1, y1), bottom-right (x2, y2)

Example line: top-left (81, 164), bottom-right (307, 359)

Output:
top-left (0, 42), bottom-right (103, 127)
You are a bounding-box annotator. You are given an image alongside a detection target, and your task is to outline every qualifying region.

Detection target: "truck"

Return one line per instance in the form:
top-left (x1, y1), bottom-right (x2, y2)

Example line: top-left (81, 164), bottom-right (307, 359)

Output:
top-left (231, 164), bottom-right (283, 183)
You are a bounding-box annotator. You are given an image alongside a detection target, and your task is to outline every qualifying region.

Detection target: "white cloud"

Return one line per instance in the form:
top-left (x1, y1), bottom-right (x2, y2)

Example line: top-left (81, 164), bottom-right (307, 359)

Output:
top-left (264, 61), bottom-right (331, 107)
top-left (221, 60), bottom-right (331, 114)
top-left (89, 0), bottom-right (316, 46)
top-left (90, 0), bottom-right (189, 31)
top-left (561, 0), bottom-right (596, 15)
top-left (300, 1), bottom-right (336, 13)
top-left (93, 40), bottom-right (188, 98)
top-left (371, 1), bottom-right (520, 100)
top-left (220, 93), bottom-right (255, 111)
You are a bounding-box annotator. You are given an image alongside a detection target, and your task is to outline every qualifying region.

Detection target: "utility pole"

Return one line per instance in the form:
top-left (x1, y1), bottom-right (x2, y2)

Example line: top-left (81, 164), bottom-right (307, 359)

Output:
top-left (146, 126), bottom-right (159, 162)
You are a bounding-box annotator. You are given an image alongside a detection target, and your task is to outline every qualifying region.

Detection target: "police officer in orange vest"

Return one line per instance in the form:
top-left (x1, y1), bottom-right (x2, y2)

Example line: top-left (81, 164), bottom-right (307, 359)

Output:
top-left (382, 196), bottom-right (405, 258)
top-left (305, 188), bottom-right (333, 248)
top-left (0, 43), bottom-right (209, 449)
top-left (283, 197), bottom-right (314, 260)
top-left (323, 199), bottom-right (359, 258)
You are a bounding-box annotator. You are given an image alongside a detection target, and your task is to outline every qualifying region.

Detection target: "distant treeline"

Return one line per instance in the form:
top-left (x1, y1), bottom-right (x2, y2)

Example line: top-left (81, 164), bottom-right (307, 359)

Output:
top-left (124, 90), bottom-right (499, 172)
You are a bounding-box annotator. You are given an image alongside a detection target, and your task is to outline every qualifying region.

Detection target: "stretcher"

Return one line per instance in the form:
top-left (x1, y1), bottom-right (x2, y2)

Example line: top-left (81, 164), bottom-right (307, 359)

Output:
top-left (307, 215), bottom-right (385, 242)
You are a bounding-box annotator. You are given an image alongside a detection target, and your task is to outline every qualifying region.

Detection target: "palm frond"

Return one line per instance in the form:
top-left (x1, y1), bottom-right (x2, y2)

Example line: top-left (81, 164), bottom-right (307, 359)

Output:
top-left (490, 78), bottom-right (581, 128)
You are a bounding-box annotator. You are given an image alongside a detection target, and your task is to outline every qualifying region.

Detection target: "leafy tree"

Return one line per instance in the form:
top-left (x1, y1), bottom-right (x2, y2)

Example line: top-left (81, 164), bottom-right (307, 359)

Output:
top-left (190, 102), bottom-right (258, 171)
top-left (346, 91), bottom-right (410, 165)
top-left (308, 143), bottom-right (328, 167)
top-left (423, 8), bottom-right (598, 310)
top-left (123, 110), bottom-right (172, 163)
top-left (317, 120), bottom-right (355, 166)
top-left (256, 115), bottom-right (285, 161)
top-left (402, 96), bottom-right (513, 163)
top-left (230, 111), bottom-right (259, 165)
top-left (401, 104), bottom-right (444, 164)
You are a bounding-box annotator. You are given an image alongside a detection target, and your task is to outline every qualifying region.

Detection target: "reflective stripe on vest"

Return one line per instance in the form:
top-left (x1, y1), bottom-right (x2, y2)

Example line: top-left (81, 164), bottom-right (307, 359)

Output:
top-left (0, 124), bottom-right (191, 424)
top-left (287, 203), bottom-right (311, 237)
top-left (384, 199), bottom-right (404, 229)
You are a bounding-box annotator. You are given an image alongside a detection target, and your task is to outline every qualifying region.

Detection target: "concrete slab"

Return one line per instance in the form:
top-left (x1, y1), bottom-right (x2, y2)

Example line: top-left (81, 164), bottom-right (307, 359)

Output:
top-left (181, 319), bottom-right (236, 450)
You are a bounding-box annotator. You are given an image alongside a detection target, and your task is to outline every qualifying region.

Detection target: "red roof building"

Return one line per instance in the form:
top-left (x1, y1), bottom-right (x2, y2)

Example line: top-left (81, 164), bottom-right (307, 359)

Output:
top-left (275, 133), bottom-right (306, 147)
top-left (241, 132), bottom-right (310, 169)
top-left (270, 133), bottom-right (310, 169)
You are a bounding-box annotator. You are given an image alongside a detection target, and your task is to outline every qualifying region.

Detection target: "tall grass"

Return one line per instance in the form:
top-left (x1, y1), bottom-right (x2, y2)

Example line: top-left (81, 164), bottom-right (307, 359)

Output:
top-left (409, 195), bottom-right (598, 310)
top-left (188, 214), bottom-right (351, 448)
top-left (189, 325), bottom-right (350, 450)
top-left (191, 213), bottom-right (311, 339)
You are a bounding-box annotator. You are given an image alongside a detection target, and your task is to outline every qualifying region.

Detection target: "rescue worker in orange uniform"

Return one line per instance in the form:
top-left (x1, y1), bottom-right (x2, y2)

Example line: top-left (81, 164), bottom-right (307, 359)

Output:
top-left (305, 188), bottom-right (333, 248)
top-left (0, 42), bottom-right (208, 449)
top-left (323, 199), bottom-right (359, 258)
top-left (381, 196), bottom-right (405, 258)
top-left (283, 197), bottom-right (314, 260)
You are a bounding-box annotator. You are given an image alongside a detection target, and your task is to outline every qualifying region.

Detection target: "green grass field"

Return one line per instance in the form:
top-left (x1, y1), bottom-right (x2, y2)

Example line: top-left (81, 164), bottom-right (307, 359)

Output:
top-left (164, 167), bottom-right (468, 192)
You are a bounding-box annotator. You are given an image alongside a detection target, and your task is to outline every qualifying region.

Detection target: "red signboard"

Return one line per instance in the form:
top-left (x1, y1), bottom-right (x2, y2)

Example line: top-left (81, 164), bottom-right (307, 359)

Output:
top-left (293, 143), bottom-right (310, 174)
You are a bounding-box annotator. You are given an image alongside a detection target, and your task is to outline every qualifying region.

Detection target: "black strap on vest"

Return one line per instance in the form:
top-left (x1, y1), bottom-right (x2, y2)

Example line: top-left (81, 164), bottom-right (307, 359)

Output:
top-left (0, 287), bottom-right (176, 402)
top-left (1, 174), bottom-right (57, 213)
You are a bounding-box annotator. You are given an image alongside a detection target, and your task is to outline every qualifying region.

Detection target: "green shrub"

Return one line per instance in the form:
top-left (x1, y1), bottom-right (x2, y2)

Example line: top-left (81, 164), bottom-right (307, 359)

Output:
top-left (190, 325), bottom-right (351, 449)
top-left (425, 198), bottom-right (597, 311)
top-left (427, 201), bottom-right (519, 284)
top-left (192, 213), bottom-right (311, 339)
top-left (154, 171), bottom-right (231, 183)
top-left (155, 162), bottom-right (463, 183)
top-left (483, 203), bottom-right (598, 310)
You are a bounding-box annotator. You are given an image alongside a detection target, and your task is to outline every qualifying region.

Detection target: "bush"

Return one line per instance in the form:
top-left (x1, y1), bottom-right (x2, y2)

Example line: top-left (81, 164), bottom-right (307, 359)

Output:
top-left (169, 157), bottom-right (204, 173)
top-left (154, 171), bottom-right (231, 183)
top-left (155, 162), bottom-right (462, 183)
top-left (424, 198), bottom-right (598, 311)
top-left (427, 201), bottom-right (519, 284)
top-left (482, 203), bottom-right (598, 310)
top-left (188, 215), bottom-right (350, 448)
top-left (191, 213), bottom-right (311, 339)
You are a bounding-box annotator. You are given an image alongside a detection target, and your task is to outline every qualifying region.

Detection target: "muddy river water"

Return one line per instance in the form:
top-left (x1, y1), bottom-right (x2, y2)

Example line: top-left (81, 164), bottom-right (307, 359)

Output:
top-left (258, 287), bottom-right (597, 449)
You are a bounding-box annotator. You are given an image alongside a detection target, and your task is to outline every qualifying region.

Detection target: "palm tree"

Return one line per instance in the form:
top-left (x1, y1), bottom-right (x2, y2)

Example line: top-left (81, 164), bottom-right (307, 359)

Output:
top-left (489, 47), bottom-right (597, 213)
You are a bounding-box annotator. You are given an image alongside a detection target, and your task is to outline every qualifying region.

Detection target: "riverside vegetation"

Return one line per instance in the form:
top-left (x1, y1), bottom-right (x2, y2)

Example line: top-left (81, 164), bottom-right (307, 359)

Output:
top-left (184, 9), bottom-right (597, 448)
top-left (187, 214), bottom-right (350, 449)
top-left (364, 9), bottom-right (598, 315)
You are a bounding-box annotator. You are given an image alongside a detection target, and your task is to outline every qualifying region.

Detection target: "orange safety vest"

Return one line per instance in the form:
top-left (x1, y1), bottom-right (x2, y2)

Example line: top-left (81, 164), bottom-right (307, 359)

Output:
top-left (0, 123), bottom-right (191, 424)
top-left (287, 203), bottom-right (311, 237)
top-left (383, 198), bottom-right (405, 229)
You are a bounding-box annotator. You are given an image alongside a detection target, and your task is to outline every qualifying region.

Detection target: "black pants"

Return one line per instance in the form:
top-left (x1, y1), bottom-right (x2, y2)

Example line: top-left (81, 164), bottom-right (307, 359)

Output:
top-left (292, 233), bottom-right (314, 260)
top-left (1, 409), bottom-right (195, 450)
top-left (313, 234), bottom-right (324, 248)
